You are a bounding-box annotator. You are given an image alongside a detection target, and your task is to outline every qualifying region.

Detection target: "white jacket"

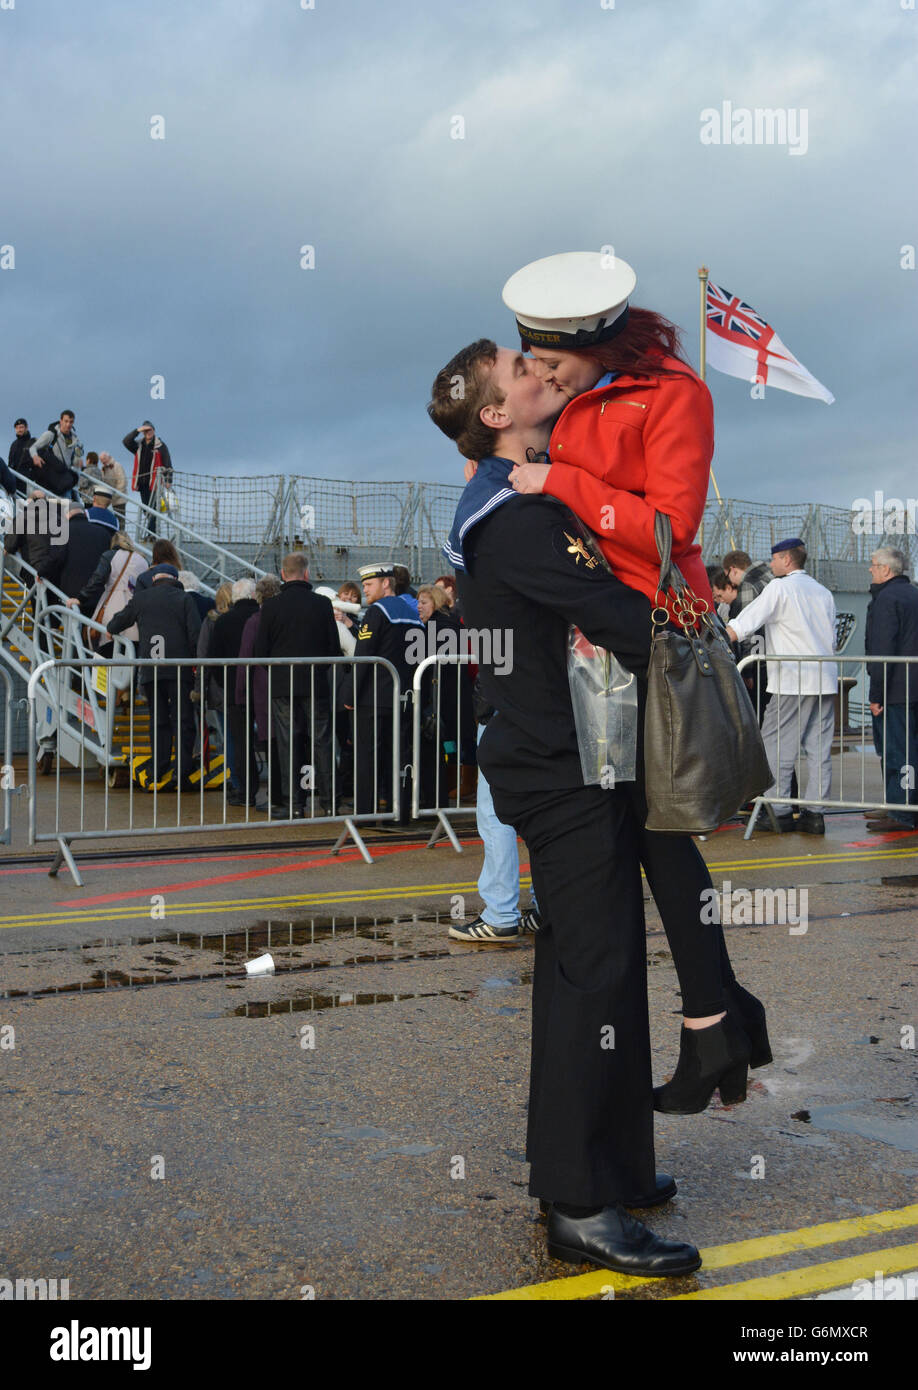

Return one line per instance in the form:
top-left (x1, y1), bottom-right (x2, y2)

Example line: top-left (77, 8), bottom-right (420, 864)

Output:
top-left (729, 569), bottom-right (837, 694)
top-left (92, 550), bottom-right (147, 642)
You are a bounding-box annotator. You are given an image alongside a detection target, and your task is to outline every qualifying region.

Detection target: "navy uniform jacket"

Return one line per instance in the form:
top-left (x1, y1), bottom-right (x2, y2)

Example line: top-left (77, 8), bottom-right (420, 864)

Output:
top-left (351, 594), bottom-right (423, 709)
top-left (457, 495), bottom-right (651, 796)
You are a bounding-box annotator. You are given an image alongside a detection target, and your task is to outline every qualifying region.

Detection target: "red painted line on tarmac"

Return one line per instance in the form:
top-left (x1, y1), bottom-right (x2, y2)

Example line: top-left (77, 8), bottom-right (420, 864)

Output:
top-left (2, 846), bottom-right (345, 877)
top-left (1, 837), bottom-right (485, 880)
top-left (54, 836), bottom-right (484, 907)
top-left (843, 831), bottom-right (918, 847)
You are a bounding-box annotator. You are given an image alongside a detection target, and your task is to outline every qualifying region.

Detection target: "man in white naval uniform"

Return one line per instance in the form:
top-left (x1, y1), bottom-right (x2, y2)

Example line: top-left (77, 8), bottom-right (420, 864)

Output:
top-left (727, 537), bottom-right (836, 835)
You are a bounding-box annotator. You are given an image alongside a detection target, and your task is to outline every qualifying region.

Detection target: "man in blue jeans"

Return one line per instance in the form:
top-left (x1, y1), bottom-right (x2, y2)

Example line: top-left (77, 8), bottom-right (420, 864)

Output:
top-left (450, 707), bottom-right (542, 943)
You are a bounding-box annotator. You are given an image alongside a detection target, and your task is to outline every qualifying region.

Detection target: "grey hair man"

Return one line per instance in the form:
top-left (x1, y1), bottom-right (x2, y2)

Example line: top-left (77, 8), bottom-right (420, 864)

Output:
top-left (863, 546), bottom-right (918, 832)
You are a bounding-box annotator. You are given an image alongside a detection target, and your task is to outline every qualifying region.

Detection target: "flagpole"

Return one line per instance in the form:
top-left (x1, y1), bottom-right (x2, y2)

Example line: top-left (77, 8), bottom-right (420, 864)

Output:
top-left (698, 264), bottom-right (708, 382)
top-left (698, 264), bottom-right (736, 551)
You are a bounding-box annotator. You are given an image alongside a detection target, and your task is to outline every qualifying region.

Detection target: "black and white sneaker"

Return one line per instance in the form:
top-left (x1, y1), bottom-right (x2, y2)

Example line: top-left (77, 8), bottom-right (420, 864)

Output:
top-left (449, 916), bottom-right (521, 943)
top-left (519, 908), bottom-right (543, 934)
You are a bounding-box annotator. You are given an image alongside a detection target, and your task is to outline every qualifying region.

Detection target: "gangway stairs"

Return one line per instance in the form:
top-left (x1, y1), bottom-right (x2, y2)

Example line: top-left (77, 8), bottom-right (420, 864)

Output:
top-left (1, 464), bottom-right (266, 776)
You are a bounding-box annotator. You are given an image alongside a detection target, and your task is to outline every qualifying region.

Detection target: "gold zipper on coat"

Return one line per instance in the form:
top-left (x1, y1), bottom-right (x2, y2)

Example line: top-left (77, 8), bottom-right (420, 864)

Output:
top-left (600, 399), bottom-right (648, 415)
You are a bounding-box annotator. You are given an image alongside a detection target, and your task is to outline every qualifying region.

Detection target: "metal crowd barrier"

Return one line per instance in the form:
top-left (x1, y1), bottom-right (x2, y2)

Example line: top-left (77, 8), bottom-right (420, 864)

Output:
top-left (26, 655), bottom-right (401, 882)
top-left (736, 653), bottom-right (917, 837)
top-left (410, 652), bottom-right (478, 850)
top-left (0, 667), bottom-right (13, 845)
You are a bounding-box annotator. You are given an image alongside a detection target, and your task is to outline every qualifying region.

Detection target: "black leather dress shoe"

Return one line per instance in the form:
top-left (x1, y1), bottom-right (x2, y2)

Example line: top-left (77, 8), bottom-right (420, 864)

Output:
top-left (546, 1204), bottom-right (701, 1278)
top-left (539, 1171), bottom-right (676, 1219)
top-left (757, 813), bottom-right (795, 832)
top-left (796, 809), bottom-right (825, 835)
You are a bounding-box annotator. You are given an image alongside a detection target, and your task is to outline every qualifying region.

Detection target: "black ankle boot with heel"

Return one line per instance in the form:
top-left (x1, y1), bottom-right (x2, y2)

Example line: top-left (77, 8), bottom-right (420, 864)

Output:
top-left (725, 982), bottom-right (772, 1068)
top-left (653, 1012), bottom-right (751, 1114)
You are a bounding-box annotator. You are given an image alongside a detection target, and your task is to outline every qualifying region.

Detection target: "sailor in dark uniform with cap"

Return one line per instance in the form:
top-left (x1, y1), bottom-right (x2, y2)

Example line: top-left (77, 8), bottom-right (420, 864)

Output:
top-left (428, 337), bottom-right (701, 1279)
top-left (349, 562), bottom-right (423, 824)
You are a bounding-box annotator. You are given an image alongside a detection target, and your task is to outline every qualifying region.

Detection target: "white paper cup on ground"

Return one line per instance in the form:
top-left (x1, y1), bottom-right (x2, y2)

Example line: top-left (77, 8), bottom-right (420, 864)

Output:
top-left (245, 952), bottom-right (275, 977)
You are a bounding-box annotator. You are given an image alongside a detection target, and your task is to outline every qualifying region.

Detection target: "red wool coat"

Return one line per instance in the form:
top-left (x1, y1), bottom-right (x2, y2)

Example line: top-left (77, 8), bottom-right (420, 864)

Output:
top-left (545, 356), bottom-right (715, 621)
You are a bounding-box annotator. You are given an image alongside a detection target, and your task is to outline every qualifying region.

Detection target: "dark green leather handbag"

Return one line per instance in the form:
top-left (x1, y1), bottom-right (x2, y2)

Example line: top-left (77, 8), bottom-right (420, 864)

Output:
top-left (644, 512), bottom-right (772, 833)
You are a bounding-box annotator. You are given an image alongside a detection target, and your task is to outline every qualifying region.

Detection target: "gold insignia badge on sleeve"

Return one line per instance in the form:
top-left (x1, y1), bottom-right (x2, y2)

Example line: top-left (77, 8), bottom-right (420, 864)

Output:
top-left (357, 622), bottom-right (372, 640)
top-left (564, 531), bottom-right (599, 569)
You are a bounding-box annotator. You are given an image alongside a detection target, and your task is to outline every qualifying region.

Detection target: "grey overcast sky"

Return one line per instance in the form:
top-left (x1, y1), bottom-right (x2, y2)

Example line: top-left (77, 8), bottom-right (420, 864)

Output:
top-left (2, 0), bottom-right (915, 510)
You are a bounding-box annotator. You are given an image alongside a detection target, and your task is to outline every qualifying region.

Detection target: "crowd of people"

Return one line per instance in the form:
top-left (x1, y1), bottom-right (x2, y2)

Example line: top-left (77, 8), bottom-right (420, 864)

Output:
top-left (706, 543), bottom-right (918, 834)
top-left (1, 410), bottom-right (171, 537)
top-left (2, 410), bottom-right (914, 834)
top-left (2, 485), bottom-right (481, 815)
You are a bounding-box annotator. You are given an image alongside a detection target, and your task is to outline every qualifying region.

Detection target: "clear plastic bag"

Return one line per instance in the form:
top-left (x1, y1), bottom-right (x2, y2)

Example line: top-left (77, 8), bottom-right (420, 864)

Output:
top-left (567, 624), bottom-right (638, 786)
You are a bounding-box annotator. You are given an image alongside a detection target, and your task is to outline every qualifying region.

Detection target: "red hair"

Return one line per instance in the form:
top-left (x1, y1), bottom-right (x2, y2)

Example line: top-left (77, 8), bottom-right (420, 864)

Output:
top-left (525, 306), bottom-right (691, 379)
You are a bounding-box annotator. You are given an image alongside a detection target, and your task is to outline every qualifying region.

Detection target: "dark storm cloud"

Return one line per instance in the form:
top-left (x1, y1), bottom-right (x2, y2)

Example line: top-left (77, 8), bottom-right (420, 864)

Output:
top-left (1, 0), bottom-right (915, 512)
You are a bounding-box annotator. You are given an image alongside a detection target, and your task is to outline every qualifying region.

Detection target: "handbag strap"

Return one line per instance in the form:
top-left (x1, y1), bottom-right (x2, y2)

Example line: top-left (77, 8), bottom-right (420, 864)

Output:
top-left (95, 550), bottom-right (133, 627)
top-left (653, 511), bottom-right (691, 601)
top-left (654, 511), bottom-right (674, 594)
top-left (652, 510), bottom-right (720, 636)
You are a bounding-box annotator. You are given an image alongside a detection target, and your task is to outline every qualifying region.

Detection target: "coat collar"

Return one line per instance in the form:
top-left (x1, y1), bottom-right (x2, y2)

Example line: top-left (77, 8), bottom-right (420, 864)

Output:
top-left (870, 574), bottom-right (909, 596)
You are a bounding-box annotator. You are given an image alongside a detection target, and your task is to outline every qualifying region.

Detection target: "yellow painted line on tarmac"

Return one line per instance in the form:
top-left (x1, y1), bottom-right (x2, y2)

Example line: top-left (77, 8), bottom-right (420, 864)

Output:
top-left (476, 1204), bottom-right (918, 1301)
top-left (704, 846), bottom-right (918, 873)
top-left (0, 880), bottom-right (488, 929)
top-left (0, 844), bottom-right (914, 931)
top-left (669, 1242), bottom-right (918, 1301)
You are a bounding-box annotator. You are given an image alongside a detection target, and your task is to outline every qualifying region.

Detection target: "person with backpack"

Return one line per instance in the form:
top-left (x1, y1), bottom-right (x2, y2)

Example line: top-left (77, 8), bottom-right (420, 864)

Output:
top-left (29, 410), bottom-right (83, 497)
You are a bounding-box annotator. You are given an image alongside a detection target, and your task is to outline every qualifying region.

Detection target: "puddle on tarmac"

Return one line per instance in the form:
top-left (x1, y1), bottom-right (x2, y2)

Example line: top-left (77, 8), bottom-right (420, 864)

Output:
top-left (806, 1101), bottom-right (918, 1153)
top-left (2, 948), bottom-right (453, 1002)
top-left (230, 988), bottom-right (472, 1017)
top-left (0, 911), bottom-right (450, 962)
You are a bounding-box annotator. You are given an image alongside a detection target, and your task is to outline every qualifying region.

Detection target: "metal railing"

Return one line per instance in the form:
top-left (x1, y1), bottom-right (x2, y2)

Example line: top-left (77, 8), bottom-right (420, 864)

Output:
top-left (1, 546), bottom-right (137, 765)
top-left (26, 655), bottom-right (402, 882)
top-left (411, 652), bottom-right (478, 850)
top-left (0, 666), bottom-right (13, 845)
top-left (5, 462), bottom-right (265, 597)
top-left (737, 653), bottom-right (917, 837)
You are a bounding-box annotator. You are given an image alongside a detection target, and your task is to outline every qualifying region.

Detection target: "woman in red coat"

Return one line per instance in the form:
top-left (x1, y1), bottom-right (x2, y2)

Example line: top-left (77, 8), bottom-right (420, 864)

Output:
top-left (502, 252), bottom-right (768, 1113)
top-left (503, 263), bottom-right (713, 618)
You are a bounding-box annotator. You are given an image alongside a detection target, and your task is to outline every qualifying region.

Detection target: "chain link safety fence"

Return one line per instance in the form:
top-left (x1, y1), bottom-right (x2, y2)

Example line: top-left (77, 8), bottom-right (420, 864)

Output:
top-left (155, 474), bottom-right (918, 592)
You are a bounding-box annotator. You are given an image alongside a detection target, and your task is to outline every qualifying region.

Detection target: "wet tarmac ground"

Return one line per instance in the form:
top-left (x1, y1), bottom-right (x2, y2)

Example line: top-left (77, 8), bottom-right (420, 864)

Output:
top-left (0, 812), bottom-right (916, 1301)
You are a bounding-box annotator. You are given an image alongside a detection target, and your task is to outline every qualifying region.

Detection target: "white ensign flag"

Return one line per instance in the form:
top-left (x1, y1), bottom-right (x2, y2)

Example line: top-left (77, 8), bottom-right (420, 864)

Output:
top-left (705, 280), bottom-right (835, 403)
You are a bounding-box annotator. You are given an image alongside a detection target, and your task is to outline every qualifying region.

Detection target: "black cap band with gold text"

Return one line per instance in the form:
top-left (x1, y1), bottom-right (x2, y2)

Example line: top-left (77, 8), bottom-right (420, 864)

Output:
top-left (516, 305), bottom-right (631, 349)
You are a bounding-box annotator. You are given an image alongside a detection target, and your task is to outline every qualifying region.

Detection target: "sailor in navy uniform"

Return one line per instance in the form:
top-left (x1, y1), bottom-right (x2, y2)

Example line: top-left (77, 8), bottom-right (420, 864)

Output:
top-left (350, 562), bottom-right (423, 823)
top-left (428, 332), bottom-right (701, 1279)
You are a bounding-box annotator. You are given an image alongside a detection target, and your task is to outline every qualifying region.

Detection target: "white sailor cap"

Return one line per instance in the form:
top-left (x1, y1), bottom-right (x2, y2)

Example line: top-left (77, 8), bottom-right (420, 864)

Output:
top-left (358, 562), bottom-right (395, 581)
top-left (502, 251), bottom-right (637, 350)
